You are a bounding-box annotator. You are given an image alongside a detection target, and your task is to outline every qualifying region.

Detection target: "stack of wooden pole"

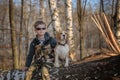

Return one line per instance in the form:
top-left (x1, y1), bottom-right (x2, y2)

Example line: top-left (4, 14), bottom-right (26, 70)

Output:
top-left (91, 13), bottom-right (120, 54)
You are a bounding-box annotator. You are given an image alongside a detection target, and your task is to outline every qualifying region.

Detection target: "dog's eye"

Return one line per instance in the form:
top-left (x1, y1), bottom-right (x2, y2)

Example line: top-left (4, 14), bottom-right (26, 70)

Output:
top-left (60, 33), bottom-right (62, 34)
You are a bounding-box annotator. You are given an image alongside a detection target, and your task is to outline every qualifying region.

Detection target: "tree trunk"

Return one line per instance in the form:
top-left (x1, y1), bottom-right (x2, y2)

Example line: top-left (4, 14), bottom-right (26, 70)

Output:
top-left (19, 0), bottom-right (24, 69)
top-left (9, 0), bottom-right (19, 69)
top-left (1, 7), bottom-right (6, 44)
top-left (65, 0), bottom-right (75, 57)
top-left (77, 0), bottom-right (87, 59)
top-left (39, 0), bottom-right (45, 21)
top-left (1, 1), bottom-right (7, 70)
top-left (100, 0), bottom-right (105, 13)
top-left (114, 0), bottom-right (120, 42)
top-left (111, 0), bottom-right (115, 34)
top-left (99, 0), bottom-right (105, 51)
top-left (48, 0), bottom-right (61, 34)
top-left (24, 0), bottom-right (30, 56)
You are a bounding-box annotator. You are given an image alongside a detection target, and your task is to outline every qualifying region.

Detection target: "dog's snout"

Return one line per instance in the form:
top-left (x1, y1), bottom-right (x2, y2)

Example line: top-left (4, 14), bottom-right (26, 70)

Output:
top-left (63, 35), bottom-right (65, 36)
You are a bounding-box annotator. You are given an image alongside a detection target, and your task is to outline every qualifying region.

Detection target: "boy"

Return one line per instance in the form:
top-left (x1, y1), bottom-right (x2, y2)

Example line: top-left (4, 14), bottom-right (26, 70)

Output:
top-left (24, 21), bottom-right (57, 80)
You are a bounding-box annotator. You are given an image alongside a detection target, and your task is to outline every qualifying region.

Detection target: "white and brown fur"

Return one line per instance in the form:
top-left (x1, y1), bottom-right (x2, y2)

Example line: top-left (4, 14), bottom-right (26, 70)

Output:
top-left (54, 31), bottom-right (70, 67)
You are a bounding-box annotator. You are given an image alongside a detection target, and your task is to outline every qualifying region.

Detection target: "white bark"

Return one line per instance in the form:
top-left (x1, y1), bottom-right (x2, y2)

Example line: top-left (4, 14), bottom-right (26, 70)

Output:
top-left (65, 0), bottom-right (75, 53)
top-left (39, 0), bottom-right (45, 21)
top-left (49, 0), bottom-right (61, 32)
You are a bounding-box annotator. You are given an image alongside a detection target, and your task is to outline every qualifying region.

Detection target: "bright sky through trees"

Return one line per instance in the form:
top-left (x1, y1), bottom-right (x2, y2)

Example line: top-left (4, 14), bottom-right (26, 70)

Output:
top-left (13, 0), bottom-right (99, 8)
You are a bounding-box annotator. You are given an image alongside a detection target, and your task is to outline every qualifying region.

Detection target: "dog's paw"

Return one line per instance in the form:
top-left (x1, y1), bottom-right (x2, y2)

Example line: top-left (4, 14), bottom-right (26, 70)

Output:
top-left (64, 63), bottom-right (69, 67)
top-left (54, 63), bottom-right (60, 67)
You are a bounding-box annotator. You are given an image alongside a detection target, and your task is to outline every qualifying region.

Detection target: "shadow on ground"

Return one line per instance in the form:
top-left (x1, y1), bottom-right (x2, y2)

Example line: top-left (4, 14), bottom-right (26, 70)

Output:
top-left (50, 54), bottom-right (120, 80)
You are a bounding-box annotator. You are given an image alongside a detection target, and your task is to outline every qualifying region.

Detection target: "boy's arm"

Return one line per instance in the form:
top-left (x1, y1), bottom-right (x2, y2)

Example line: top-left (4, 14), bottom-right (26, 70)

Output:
top-left (25, 42), bottom-right (35, 68)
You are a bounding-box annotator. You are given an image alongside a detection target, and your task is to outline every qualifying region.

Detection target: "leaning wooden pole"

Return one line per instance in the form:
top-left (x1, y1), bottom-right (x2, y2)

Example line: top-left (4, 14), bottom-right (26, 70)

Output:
top-left (91, 15), bottom-right (117, 52)
top-left (96, 14), bottom-right (117, 52)
top-left (103, 13), bottom-right (120, 53)
top-left (91, 13), bottom-right (120, 54)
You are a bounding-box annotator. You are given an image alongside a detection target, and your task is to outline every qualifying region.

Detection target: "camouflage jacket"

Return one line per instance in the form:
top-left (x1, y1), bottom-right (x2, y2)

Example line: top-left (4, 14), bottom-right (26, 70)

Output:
top-left (25, 32), bottom-right (57, 67)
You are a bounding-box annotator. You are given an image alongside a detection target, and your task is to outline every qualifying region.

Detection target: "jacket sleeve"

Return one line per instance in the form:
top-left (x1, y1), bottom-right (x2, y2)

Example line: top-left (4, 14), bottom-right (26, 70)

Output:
top-left (25, 42), bottom-right (35, 67)
top-left (50, 38), bottom-right (57, 49)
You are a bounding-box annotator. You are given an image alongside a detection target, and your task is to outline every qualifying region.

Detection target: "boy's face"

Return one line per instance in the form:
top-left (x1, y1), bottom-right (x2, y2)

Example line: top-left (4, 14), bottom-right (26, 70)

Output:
top-left (35, 24), bottom-right (47, 36)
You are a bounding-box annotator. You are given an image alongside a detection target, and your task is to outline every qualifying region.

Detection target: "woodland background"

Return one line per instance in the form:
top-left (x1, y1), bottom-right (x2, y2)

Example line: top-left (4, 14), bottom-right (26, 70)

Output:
top-left (0, 0), bottom-right (120, 70)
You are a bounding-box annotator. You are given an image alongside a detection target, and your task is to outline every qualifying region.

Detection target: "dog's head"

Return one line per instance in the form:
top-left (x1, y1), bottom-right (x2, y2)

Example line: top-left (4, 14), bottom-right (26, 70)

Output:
top-left (56, 31), bottom-right (68, 41)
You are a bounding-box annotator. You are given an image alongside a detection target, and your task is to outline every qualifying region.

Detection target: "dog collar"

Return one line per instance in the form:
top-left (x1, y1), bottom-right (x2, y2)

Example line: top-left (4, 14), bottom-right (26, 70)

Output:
top-left (58, 41), bottom-right (67, 46)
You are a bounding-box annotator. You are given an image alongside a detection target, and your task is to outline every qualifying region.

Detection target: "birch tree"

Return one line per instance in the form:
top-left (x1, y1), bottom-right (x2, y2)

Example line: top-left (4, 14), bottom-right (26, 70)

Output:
top-left (9, 0), bottom-right (19, 69)
top-left (39, 0), bottom-right (45, 21)
top-left (48, 0), bottom-right (61, 34)
top-left (65, 0), bottom-right (75, 55)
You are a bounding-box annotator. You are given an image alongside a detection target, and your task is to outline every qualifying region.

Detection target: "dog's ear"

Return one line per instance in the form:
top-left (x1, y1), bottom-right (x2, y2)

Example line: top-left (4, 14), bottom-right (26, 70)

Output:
top-left (65, 31), bottom-right (69, 42)
top-left (56, 32), bottom-right (61, 40)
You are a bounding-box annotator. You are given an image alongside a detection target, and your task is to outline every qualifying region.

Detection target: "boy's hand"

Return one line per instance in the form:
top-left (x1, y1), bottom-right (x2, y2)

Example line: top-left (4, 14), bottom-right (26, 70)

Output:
top-left (22, 67), bottom-right (28, 71)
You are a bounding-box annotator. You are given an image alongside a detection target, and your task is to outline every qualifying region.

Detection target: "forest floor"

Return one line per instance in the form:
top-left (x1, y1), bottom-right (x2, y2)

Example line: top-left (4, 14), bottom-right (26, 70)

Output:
top-left (0, 50), bottom-right (120, 80)
top-left (52, 52), bottom-right (120, 80)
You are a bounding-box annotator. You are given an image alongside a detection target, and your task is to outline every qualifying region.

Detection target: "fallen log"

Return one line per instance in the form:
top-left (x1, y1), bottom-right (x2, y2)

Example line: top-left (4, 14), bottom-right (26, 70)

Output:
top-left (1, 55), bottom-right (120, 80)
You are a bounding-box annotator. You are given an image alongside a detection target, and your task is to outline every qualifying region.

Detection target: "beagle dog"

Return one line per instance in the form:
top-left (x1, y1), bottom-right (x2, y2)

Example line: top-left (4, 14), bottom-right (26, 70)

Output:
top-left (54, 31), bottom-right (70, 67)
